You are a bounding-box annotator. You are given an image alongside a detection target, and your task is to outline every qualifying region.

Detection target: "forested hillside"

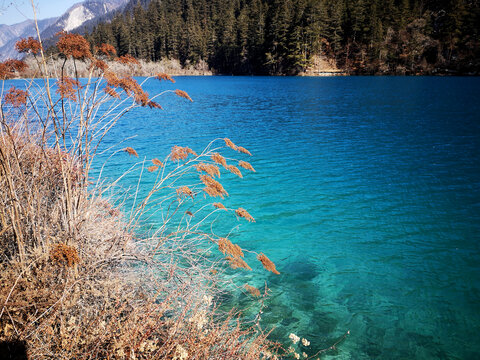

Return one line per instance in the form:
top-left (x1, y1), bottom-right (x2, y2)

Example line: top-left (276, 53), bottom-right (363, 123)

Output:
top-left (85, 0), bottom-right (480, 75)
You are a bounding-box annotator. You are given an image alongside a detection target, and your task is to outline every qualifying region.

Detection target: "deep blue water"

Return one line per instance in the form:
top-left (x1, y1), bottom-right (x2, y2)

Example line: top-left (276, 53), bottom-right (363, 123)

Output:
top-left (76, 76), bottom-right (480, 358)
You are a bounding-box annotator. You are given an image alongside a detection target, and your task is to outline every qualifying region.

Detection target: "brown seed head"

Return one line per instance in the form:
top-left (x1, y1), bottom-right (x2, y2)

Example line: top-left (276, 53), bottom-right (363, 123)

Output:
top-left (15, 37), bottom-right (42, 55)
top-left (50, 243), bottom-right (80, 267)
top-left (4, 87), bottom-right (28, 107)
top-left (237, 146), bottom-right (252, 156)
top-left (176, 186), bottom-right (194, 198)
top-left (104, 86), bottom-right (120, 99)
top-left (96, 43), bottom-right (116, 57)
top-left (104, 71), bottom-right (121, 88)
top-left (117, 54), bottom-right (140, 65)
top-left (174, 89), bottom-right (193, 102)
top-left (218, 237), bottom-right (244, 258)
top-left (148, 165), bottom-right (159, 172)
top-left (170, 146), bottom-right (197, 161)
top-left (224, 138), bottom-right (237, 150)
top-left (244, 284), bottom-right (261, 297)
top-left (94, 59), bottom-right (108, 71)
top-left (226, 256), bottom-right (252, 271)
top-left (200, 175), bottom-right (228, 198)
top-left (213, 202), bottom-right (227, 210)
top-left (235, 208), bottom-right (255, 222)
top-left (0, 59), bottom-right (27, 79)
top-left (56, 77), bottom-right (81, 101)
top-left (238, 160), bottom-right (255, 172)
top-left (124, 147), bottom-right (138, 157)
top-left (156, 72), bottom-right (175, 83)
top-left (195, 162), bottom-right (221, 178)
top-left (152, 158), bottom-right (164, 167)
top-left (57, 32), bottom-right (92, 59)
top-left (257, 253), bottom-right (280, 275)
top-left (211, 153), bottom-right (227, 168)
top-left (227, 165), bottom-right (243, 178)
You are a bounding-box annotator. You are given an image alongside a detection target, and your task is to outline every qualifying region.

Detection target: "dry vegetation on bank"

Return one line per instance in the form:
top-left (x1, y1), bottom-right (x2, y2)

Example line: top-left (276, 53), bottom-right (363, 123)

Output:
top-left (0, 27), bottom-right (285, 359)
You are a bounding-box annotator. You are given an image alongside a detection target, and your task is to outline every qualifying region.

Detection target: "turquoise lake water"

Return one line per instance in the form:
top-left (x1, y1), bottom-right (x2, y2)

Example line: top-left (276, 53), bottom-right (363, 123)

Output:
top-left (41, 76), bottom-right (480, 359)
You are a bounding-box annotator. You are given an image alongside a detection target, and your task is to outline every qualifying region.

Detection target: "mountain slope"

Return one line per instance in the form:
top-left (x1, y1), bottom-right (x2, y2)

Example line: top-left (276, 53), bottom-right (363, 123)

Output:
top-left (0, 18), bottom-right (58, 61)
top-left (0, 0), bottom-right (127, 61)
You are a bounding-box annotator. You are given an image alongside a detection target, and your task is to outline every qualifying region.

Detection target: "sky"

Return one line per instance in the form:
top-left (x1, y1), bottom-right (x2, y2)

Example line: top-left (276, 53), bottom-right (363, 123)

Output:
top-left (0, 0), bottom-right (80, 25)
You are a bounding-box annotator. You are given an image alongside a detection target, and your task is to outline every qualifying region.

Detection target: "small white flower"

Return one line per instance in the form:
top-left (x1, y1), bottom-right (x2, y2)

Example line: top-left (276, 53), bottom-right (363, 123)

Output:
top-left (301, 338), bottom-right (310, 347)
top-left (289, 333), bottom-right (300, 344)
top-left (302, 352), bottom-right (308, 358)
top-left (294, 353), bottom-right (300, 360)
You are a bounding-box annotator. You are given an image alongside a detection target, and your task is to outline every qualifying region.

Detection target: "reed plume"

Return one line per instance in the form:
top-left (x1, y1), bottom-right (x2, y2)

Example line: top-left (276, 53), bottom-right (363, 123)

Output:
top-left (257, 253), bottom-right (280, 275)
top-left (170, 146), bottom-right (197, 161)
top-left (15, 37), bottom-right (42, 55)
top-left (213, 203), bottom-right (227, 210)
top-left (238, 160), bottom-right (256, 172)
top-left (56, 77), bottom-right (81, 101)
top-left (195, 162), bottom-right (221, 177)
top-left (104, 86), bottom-right (120, 99)
top-left (3, 87), bottom-right (28, 107)
top-left (244, 284), bottom-right (261, 297)
top-left (176, 186), bottom-right (194, 198)
top-left (235, 208), bottom-right (255, 222)
top-left (237, 146), bottom-right (252, 156)
top-left (227, 165), bottom-right (243, 178)
top-left (117, 54), bottom-right (140, 66)
top-left (156, 72), bottom-right (175, 83)
top-left (124, 147), bottom-right (139, 157)
top-left (96, 43), bottom-right (117, 57)
top-left (148, 165), bottom-right (159, 172)
top-left (56, 31), bottom-right (92, 59)
top-left (211, 153), bottom-right (227, 168)
top-left (152, 158), bottom-right (164, 167)
top-left (224, 138), bottom-right (237, 150)
top-left (226, 256), bottom-right (252, 271)
top-left (200, 175), bottom-right (228, 198)
top-left (174, 89), bottom-right (193, 102)
top-left (218, 237), bottom-right (244, 258)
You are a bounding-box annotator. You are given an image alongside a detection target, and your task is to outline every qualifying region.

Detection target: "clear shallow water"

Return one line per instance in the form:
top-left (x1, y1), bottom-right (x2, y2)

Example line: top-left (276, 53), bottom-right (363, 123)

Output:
top-left (97, 76), bottom-right (479, 359)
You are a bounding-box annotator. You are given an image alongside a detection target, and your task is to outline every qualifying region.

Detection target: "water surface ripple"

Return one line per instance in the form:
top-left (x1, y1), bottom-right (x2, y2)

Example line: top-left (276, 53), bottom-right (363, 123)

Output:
top-left (101, 76), bottom-right (479, 359)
